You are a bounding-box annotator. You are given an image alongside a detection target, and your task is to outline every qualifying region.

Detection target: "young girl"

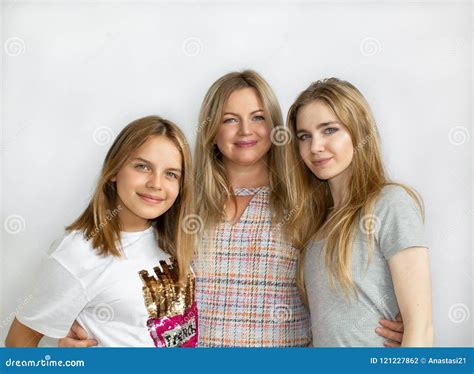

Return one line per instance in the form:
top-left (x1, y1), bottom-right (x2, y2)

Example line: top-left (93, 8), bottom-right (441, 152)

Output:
top-left (193, 71), bottom-right (405, 347)
top-left (5, 115), bottom-right (198, 347)
top-left (287, 78), bottom-right (433, 346)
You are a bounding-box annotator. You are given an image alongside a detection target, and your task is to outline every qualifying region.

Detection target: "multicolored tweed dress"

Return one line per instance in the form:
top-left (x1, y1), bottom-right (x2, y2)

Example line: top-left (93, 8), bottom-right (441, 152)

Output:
top-left (194, 186), bottom-right (311, 347)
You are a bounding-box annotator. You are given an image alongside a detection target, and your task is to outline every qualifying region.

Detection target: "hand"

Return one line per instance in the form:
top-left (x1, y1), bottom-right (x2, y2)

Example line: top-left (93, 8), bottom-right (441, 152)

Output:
top-left (58, 320), bottom-right (97, 348)
top-left (375, 312), bottom-right (404, 347)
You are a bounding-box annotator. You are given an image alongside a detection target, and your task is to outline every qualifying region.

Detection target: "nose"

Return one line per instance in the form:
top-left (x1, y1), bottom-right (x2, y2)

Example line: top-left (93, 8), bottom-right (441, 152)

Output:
top-left (237, 118), bottom-right (252, 136)
top-left (146, 172), bottom-right (163, 190)
top-left (310, 135), bottom-right (325, 154)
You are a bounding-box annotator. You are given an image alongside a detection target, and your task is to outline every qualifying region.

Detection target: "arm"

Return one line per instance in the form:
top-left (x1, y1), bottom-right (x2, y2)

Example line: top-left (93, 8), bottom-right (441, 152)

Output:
top-left (388, 246), bottom-right (433, 347)
top-left (58, 320), bottom-right (97, 348)
top-left (376, 313), bottom-right (404, 347)
top-left (5, 318), bottom-right (43, 347)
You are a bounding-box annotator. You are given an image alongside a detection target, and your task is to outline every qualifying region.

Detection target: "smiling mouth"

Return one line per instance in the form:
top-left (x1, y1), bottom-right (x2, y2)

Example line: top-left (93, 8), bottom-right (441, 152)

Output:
top-left (137, 193), bottom-right (165, 204)
top-left (312, 157), bottom-right (332, 167)
top-left (235, 140), bottom-right (258, 148)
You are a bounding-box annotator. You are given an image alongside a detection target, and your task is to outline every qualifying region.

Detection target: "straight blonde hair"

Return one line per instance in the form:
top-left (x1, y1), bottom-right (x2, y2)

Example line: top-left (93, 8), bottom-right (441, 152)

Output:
top-left (194, 70), bottom-right (299, 234)
top-left (67, 115), bottom-right (195, 283)
top-left (287, 78), bottom-right (424, 300)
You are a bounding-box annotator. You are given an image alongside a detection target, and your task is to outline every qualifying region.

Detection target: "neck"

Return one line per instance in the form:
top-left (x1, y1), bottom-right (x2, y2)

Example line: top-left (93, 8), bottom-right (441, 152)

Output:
top-left (121, 221), bottom-right (151, 233)
top-left (224, 157), bottom-right (270, 188)
top-left (328, 168), bottom-right (352, 210)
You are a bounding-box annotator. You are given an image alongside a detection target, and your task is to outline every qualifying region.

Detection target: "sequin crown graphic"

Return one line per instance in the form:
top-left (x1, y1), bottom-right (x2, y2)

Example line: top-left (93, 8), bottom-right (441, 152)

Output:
top-left (139, 258), bottom-right (195, 319)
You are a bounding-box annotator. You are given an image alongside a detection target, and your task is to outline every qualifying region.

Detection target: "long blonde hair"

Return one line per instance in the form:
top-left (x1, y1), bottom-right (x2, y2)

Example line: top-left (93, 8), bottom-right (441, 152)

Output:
top-left (67, 115), bottom-right (195, 283)
top-left (194, 70), bottom-right (299, 232)
top-left (287, 78), bottom-right (423, 299)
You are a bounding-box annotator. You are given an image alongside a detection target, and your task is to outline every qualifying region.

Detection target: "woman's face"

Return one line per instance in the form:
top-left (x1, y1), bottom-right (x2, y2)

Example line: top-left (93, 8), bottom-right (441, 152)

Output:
top-left (112, 135), bottom-right (182, 231)
top-left (296, 100), bottom-right (354, 183)
top-left (214, 87), bottom-right (272, 167)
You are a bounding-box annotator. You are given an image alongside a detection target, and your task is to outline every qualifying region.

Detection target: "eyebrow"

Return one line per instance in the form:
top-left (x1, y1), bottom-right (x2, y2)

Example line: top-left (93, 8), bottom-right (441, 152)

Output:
top-left (223, 109), bottom-right (264, 116)
top-left (296, 121), bottom-right (340, 134)
top-left (131, 157), bottom-right (182, 172)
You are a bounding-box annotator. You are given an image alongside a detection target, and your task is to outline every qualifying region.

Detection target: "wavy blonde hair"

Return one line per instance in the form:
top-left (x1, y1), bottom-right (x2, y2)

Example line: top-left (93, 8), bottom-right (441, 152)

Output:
top-left (194, 70), bottom-right (299, 232)
top-left (287, 78), bottom-right (423, 300)
top-left (67, 115), bottom-right (195, 283)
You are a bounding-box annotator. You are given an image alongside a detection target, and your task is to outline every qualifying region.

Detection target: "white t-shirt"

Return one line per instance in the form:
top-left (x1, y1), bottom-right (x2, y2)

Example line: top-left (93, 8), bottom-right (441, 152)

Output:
top-left (17, 226), bottom-right (171, 347)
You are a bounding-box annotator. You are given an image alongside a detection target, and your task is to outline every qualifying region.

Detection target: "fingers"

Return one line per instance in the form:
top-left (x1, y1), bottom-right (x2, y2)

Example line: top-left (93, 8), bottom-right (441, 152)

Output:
top-left (58, 337), bottom-right (98, 348)
top-left (71, 321), bottom-right (89, 340)
top-left (379, 318), bottom-right (404, 332)
top-left (383, 339), bottom-right (401, 348)
top-left (375, 327), bottom-right (403, 343)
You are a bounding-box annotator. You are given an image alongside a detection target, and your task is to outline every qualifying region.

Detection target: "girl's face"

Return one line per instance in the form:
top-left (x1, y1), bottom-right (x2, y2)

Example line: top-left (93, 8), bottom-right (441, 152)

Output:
top-left (214, 87), bottom-right (271, 167)
top-left (296, 100), bottom-right (354, 183)
top-left (112, 135), bottom-right (182, 231)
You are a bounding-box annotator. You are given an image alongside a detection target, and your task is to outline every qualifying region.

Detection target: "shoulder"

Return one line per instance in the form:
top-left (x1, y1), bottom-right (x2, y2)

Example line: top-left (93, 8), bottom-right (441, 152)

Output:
top-left (377, 184), bottom-right (415, 203)
top-left (48, 230), bottom-right (105, 275)
top-left (375, 185), bottom-right (422, 214)
top-left (49, 230), bottom-right (91, 255)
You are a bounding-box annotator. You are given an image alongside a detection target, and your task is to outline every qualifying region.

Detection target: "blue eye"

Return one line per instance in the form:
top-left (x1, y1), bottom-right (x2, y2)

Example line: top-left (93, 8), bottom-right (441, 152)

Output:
top-left (253, 115), bottom-right (265, 121)
top-left (166, 171), bottom-right (179, 179)
top-left (135, 163), bottom-right (150, 171)
top-left (223, 117), bottom-right (238, 124)
top-left (298, 133), bottom-right (311, 141)
top-left (324, 127), bottom-right (338, 135)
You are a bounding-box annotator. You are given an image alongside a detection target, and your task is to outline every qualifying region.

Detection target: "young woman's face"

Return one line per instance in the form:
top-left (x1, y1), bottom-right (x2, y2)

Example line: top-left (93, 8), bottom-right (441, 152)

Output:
top-left (296, 100), bottom-right (354, 182)
top-left (214, 87), bottom-right (272, 167)
top-left (112, 135), bottom-right (182, 231)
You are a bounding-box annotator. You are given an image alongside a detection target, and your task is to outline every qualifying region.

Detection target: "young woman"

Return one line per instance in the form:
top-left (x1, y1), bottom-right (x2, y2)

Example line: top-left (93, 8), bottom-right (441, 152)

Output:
top-left (5, 115), bottom-right (198, 347)
top-left (193, 70), bottom-right (405, 347)
top-left (287, 78), bottom-right (433, 346)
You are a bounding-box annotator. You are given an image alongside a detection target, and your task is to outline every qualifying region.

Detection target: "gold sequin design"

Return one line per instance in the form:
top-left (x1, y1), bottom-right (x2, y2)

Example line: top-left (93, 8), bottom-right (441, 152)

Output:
top-left (139, 258), bottom-right (195, 319)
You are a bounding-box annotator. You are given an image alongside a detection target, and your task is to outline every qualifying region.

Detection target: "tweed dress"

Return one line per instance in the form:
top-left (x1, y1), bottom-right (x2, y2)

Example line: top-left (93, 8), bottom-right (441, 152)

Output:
top-left (194, 186), bottom-right (311, 347)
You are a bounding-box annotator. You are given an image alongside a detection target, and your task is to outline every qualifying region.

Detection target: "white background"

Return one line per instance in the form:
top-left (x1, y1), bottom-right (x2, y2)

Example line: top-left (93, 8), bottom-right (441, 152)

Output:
top-left (1, 0), bottom-right (472, 346)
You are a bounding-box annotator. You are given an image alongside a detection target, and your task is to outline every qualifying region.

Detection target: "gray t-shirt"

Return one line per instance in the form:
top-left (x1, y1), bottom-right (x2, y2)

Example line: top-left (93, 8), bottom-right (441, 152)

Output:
top-left (304, 185), bottom-right (428, 347)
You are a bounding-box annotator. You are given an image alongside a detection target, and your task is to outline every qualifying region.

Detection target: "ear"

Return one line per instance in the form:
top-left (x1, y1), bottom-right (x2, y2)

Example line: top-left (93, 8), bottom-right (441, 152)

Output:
top-left (110, 176), bottom-right (117, 182)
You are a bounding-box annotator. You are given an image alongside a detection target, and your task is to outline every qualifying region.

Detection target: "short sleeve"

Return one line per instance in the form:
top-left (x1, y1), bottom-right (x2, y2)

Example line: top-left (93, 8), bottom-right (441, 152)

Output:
top-left (374, 186), bottom-right (428, 260)
top-left (16, 255), bottom-right (89, 338)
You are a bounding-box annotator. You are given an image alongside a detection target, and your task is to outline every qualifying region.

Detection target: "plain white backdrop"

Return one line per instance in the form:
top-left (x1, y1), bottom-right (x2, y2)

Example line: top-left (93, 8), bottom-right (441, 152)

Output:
top-left (1, 0), bottom-right (472, 346)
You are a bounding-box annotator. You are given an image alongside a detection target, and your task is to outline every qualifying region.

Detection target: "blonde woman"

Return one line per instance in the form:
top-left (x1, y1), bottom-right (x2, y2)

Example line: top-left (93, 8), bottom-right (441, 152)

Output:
top-left (288, 78), bottom-right (433, 347)
top-left (6, 116), bottom-right (198, 347)
top-left (193, 71), bottom-right (404, 347)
